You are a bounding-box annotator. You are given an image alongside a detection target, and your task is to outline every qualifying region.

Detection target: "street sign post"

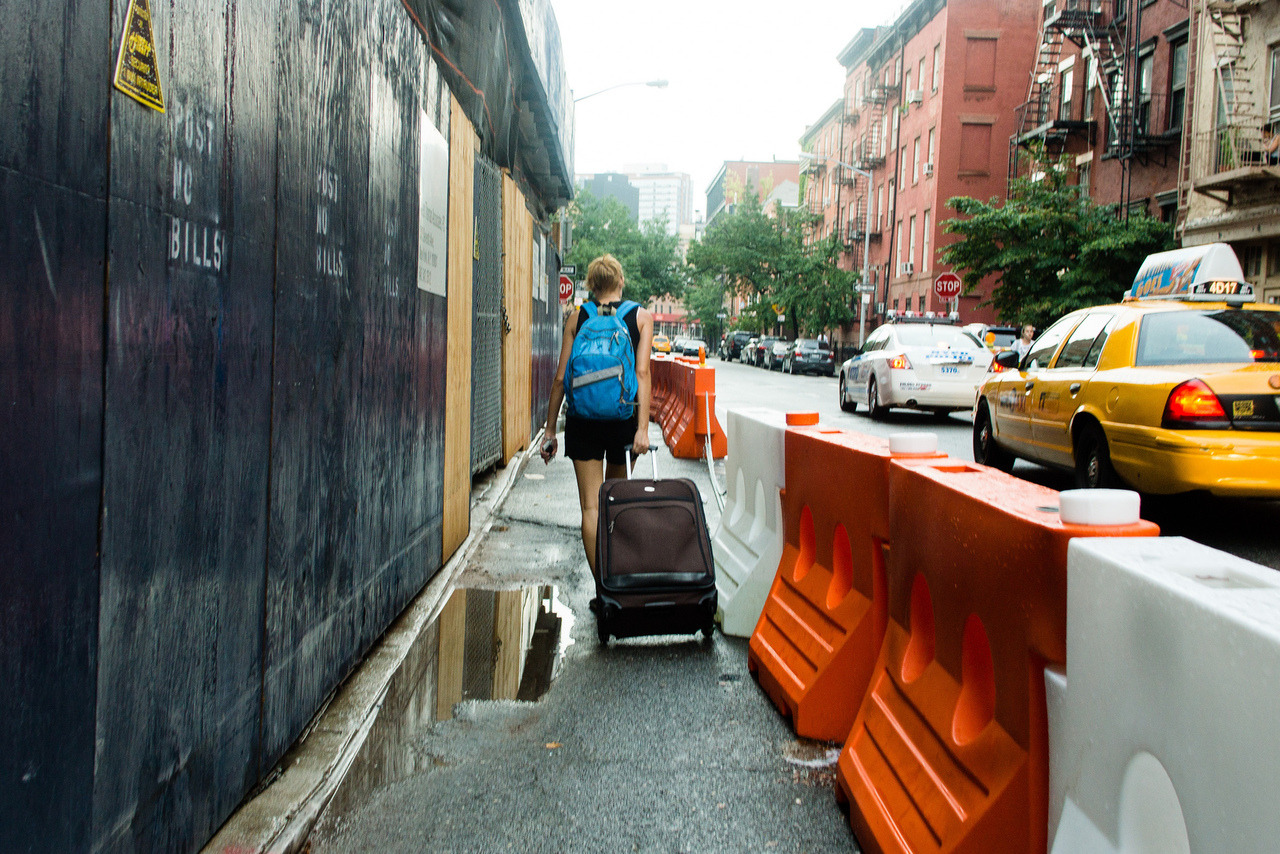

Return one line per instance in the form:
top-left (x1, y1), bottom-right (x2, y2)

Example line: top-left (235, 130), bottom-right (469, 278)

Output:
top-left (559, 274), bottom-right (573, 302)
top-left (934, 272), bottom-right (962, 301)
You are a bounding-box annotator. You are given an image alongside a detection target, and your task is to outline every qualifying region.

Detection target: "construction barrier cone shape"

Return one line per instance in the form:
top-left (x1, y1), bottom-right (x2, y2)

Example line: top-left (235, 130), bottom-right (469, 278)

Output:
top-left (712, 408), bottom-right (789, 637)
top-left (747, 428), bottom-right (945, 743)
top-left (837, 466), bottom-right (1158, 854)
top-left (1049, 536), bottom-right (1280, 854)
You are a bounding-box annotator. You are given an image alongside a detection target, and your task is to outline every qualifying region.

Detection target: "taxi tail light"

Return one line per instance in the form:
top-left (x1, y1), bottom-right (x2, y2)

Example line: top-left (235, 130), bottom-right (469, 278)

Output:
top-left (889, 354), bottom-right (913, 370)
top-left (1162, 379), bottom-right (1228, 428)
top-left (988, 359), bottom-right (1006, 374)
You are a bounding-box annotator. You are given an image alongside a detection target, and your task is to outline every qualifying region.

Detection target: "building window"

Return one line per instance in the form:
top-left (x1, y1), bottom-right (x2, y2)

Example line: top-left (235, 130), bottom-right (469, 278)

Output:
top-left (895, 219), bottom-right (903, 273)
top-left (913, 137), bottom-right (921, 184)
top-left (1270, 45), bottom-right (1280, 122)
top-left (922, 210), bottom-right (931, 270)
top-left (1169, 39), bottom-right (1188, 130)
top-left (1241, 245), bottom-right (1263, 279)
top-left (964, 37), bottom-right (997, 90)
top-left (927, 127), bottom-right (936, 169)
top-left (959, 123), bottom-right (993, 174)
top-left (909, 214), bottom-right (917, 267)
top-left (932, 44), bottom-right (942, 91)
top-left (1078, 161), bottom-right (1091, 198)
top-left (1137, 50), bottom-right (1154, 134)
top-left (1059, 67), bottom-right (1074, 121)
top-left (918, 295), bottom-right (926, 312)
top-left (877, 185), bottom-right (885, 230)
top-left (918, 57), bottom-right (926, 96)
top-left (902, 146), bottom-right (909, 185)
top-left (1084, 54), bottom-right (1098, 120)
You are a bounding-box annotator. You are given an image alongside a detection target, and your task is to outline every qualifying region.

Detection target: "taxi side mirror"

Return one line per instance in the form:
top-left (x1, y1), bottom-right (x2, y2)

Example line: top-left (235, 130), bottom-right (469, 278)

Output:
top-left (994, 350), bottom-right (1021, 370)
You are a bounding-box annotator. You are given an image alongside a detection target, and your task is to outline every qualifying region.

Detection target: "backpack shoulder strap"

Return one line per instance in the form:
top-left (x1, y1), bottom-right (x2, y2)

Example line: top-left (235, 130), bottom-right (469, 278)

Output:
top-left (618, 300), bottom-right (639, 318)
top-left (582, 300), bottom-right (599, 318)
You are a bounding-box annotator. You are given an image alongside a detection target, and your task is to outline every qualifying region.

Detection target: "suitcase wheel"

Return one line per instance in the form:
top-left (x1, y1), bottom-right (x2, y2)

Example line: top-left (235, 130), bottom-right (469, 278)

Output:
top-left (701, 620), bottom-right (714, 640)
top-left (596, 617), bottom-right (610, 645)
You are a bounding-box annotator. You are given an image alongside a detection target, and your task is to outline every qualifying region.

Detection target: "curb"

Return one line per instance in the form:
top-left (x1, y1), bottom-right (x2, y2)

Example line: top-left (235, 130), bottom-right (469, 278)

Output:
top-left (202, 445), bottom-right (537, 854)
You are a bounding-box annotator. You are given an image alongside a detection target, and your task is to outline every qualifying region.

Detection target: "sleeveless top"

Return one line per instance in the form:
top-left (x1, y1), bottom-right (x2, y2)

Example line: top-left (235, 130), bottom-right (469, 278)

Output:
top-left (574, 300), bottom-right (641, 356)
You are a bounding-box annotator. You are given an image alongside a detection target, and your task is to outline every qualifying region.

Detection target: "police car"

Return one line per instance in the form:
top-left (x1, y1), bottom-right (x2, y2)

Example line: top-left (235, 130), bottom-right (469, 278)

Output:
top-left (838, 311), bottom-right (993, 418)
top-left (972, 243), bottom-right (1280, 496)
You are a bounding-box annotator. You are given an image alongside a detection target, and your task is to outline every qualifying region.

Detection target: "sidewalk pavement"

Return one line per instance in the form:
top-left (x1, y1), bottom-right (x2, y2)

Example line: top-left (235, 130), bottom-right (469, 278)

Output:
top-left (305, 420), bottom-right (861, 852)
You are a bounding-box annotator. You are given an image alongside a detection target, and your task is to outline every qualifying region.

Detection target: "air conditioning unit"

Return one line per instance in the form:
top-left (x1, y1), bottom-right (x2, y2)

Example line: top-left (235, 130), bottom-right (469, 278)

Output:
top-left (906, 89), bottom-right (924, 104)
top-left (923, 162), bottom-right (934, 177)
top-left (901, 262), bottom-right (915, 276)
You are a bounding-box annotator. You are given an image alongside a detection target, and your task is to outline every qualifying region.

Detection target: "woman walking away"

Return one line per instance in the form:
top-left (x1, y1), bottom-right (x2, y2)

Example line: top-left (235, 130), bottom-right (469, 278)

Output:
top-left (540, 254), bottom-right (654, 571)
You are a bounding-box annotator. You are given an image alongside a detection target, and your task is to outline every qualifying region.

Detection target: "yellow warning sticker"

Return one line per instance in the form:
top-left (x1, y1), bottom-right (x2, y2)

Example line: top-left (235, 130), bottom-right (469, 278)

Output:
top-left (113, 0), bottom-right (165, 113)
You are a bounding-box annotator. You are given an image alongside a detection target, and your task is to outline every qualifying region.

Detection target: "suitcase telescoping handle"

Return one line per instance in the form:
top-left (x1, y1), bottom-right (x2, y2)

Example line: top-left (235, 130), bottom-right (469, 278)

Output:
top-left (623, 444), bottom-right (659, 481)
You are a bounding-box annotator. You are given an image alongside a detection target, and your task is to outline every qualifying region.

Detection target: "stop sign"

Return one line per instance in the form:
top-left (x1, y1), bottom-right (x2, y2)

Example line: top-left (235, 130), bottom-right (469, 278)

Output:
top-left (559, 274), bottom-right (573, 302)
top-left (934, 272), bottom-right (962, 301)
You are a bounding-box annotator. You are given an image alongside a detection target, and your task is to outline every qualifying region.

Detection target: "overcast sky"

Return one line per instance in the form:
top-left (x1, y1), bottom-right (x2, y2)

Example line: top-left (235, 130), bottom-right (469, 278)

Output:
top-left (550, 0), bottom-right (894, 219)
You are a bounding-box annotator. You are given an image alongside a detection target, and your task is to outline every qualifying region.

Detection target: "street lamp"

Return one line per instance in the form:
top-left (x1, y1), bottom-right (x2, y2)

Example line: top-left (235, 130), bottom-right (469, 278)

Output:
top-left (573, 79), bottom-right (669, 103)
top-left (799, 152), bottom-right (874, 346)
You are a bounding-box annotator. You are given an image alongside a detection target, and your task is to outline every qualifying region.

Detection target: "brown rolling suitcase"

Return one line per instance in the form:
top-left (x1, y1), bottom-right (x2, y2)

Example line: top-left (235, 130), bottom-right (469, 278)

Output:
top-left (590, 450), bottom-right (717, 644)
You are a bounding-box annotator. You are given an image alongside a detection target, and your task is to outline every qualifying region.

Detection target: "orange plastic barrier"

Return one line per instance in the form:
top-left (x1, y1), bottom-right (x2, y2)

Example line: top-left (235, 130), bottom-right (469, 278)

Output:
top-left (649, 359), bottom-right (727, 460)
top-left (836, 461), bottom-right (1158, 854)
top-left (649, 355), bottom-right (674, 425)
top-left (747, 427), bottom-right (945, 742)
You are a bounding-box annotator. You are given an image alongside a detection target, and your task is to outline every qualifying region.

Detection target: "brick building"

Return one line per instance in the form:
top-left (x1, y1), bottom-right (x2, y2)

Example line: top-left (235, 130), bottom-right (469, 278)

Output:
top-left (1180, 0), bottom-right (1280, 303)
top-left (705, 160), bottom-right (802, 226)
top-left (805, 0), bottom-right (1040, 340)
top-left (1010, 0), bottom-right (1190, 223)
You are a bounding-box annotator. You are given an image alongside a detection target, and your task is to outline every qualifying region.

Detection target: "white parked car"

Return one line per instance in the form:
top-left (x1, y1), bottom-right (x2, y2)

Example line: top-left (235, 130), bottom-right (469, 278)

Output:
top-left (838, 314), bottom-right (993, 418)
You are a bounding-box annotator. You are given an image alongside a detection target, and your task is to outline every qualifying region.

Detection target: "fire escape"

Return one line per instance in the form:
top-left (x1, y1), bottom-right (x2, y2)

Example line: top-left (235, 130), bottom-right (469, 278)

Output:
top-left (843, 78), bottom-right (895, 269)
top-left (1010, 0), bottom-right (1179, 216)
top-left (803, 156), bottom-right (826, 216)
top-left (1178, 0), bottom-right (1276, 228)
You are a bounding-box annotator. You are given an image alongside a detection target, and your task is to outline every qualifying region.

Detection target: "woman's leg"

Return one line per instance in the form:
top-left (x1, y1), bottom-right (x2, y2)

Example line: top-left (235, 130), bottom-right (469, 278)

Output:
top-left (572, 458), bottom-right (606, 571)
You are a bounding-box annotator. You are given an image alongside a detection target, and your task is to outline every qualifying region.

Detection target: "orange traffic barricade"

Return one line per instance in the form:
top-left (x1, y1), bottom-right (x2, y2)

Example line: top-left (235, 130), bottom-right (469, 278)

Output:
top-left (747, 428), bottom-right (944, 742)
top-left (837, 461), bottom-right (1158, 854)
top-left (657, 360), bottom-right (727, 460)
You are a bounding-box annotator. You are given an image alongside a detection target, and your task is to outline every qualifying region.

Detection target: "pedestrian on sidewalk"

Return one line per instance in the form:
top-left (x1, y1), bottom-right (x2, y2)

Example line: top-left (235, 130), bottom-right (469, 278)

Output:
top-left (540, 253), bottom-right (654, 571)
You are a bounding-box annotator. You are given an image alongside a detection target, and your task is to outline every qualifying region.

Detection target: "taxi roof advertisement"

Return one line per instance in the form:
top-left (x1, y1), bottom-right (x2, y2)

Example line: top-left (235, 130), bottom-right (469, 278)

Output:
top-left (1129, 243), bottom-right (1253, 302)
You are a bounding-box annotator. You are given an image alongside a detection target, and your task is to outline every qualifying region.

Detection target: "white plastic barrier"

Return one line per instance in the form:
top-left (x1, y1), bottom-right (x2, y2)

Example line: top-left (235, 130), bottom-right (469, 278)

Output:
top-left (711, 408), bottom-right (788, 637)
top-left (1050, 537), bottom-right (1280, 854)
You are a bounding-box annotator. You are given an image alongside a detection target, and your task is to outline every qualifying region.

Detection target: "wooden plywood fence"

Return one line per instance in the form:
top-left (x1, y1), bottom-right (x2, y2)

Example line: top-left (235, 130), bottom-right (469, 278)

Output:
top-left (501, 174), bottom-right (534, 463)
top-left (443, 97), bottom-right (477, 562)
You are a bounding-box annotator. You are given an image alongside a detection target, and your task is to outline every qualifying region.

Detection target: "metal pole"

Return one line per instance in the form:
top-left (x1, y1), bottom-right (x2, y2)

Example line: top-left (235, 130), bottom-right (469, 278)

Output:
top-left (860, 173), bottom-right (872, 347)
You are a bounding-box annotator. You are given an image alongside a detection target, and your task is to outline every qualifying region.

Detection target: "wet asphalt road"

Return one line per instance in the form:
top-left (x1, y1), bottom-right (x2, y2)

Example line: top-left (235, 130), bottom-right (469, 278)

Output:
top-left (311, 418), bottom-right (860, 853)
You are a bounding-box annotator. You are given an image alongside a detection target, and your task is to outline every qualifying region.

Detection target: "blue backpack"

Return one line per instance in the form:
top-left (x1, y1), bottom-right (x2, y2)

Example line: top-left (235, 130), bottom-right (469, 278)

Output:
top-left (564, 300), bottom-right (640, 421)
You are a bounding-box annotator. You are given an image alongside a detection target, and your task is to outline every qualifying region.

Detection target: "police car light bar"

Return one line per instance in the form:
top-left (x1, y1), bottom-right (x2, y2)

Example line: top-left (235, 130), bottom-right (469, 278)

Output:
top-left (1127, 243), bottom-right (1256, 304)
top-left (884, 309), bottom-right (961, 324)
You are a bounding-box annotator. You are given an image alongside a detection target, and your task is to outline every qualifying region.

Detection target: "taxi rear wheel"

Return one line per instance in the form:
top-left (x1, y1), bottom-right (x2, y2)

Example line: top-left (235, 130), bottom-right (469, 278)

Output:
top-left (866, 376), bottom-right (887, 420)
top-left (839, 373), bottom-right (855, 412)
top-left (1074, 422), bottom-right (1119, 489)
top-left (972, 403), bottom-right (1015, 473)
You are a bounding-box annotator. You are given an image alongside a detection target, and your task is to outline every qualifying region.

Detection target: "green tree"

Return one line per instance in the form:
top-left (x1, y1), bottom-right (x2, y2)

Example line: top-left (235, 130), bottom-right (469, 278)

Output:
top-left (682, 274), bottom-right (727, 345)
top-left (941, 145), bottom-right (1173, 329)
top-left (686, 193), bottom-right (855, 338)
top-left (564, 190), bottom-right (685, 306)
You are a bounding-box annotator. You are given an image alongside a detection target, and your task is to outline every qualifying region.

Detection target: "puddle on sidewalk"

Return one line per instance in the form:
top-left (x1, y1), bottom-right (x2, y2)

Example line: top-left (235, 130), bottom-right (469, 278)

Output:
top-left (318, 584), bottom-right (574, 825)
top-left (434, 584), bottom-right (575, 718)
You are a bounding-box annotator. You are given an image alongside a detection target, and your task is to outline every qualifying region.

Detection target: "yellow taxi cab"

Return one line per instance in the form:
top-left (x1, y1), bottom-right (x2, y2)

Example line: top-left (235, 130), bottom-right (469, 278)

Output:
top-left (652, 333), bottom-right (672, 354)
top-left (972, 243), bottom-right (1280, 497)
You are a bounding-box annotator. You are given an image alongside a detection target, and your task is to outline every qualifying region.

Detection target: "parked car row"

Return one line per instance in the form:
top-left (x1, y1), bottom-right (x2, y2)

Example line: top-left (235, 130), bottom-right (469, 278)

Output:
top-left (722, 334), bottom-right (836, 376)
